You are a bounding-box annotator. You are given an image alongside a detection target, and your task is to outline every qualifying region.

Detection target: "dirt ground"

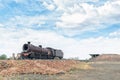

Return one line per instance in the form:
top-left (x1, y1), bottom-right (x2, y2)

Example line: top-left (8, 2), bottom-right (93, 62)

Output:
top-left (59, 62), bottom-right (120, 80)
top-left (2, 61), bottom-right (120, 80)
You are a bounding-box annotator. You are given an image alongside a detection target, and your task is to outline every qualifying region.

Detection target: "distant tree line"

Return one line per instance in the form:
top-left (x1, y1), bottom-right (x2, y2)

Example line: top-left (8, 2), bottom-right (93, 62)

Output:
top-left (0, 54), bottom-right (7, 60)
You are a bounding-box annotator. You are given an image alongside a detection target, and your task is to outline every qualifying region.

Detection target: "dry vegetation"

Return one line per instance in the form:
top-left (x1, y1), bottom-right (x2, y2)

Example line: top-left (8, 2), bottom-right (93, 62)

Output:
top-left (1, 60), bottom-right (119, 80)
top-left (90, 54), bottom-right (120, 61)
top-left (0, 60), bottom-right (91, 78)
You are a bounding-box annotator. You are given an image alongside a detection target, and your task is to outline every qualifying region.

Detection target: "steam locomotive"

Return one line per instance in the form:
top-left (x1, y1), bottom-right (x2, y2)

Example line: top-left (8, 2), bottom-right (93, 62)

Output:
top-left (19, 42), bottom-right (63, 59)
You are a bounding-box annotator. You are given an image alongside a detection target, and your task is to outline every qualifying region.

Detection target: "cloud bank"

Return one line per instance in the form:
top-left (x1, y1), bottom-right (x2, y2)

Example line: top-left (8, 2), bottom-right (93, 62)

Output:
top-left (0, 0), bottom-right (120, 59)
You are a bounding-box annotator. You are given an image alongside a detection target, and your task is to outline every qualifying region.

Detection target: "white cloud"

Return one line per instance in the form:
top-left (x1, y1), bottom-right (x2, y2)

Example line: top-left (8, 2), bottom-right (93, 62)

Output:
top-left (55, 0), bottom-right (120, 36)
top-left (98, 1), bottom-right (120, 15)
top-left (0, 23), bottom-right (4, 27)
top-left (109, 29), bottom-right (120, 38)
top-left (61, 13), bottom-right (87, 24)
top-left (13, 0), bottom-right (25, 3)
top-left (0, 27), bottom-right (120, 59)
top-left (5, 15), bottom-right (47, 28)
top-left (0, 0), bottom-right (120, 60)
top-left (43, 2), bottom-right (55, 11)
top-left (53, 0), bottom-right (99, 11)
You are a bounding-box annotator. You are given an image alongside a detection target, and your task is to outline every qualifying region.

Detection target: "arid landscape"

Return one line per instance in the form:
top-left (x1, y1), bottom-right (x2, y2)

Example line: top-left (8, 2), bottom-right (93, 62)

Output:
top-left (0, 0), bottom-right (120, 80)
top-left (0, 60), bottom-right (120, 80)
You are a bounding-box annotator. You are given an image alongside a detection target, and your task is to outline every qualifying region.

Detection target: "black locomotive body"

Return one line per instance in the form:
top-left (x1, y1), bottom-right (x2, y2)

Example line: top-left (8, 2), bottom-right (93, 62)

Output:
top-left (20, 42), bottom-right (63, 59)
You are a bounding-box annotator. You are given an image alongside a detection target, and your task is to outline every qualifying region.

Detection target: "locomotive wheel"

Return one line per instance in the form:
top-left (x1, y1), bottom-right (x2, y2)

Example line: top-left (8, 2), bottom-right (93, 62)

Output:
top-left (54, 57), bottom-right (60, 60)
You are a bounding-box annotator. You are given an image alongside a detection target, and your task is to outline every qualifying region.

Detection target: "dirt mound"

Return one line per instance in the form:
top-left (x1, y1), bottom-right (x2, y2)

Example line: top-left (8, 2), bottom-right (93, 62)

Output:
top-left (90, 54), bottom-right (120, 61)
top-left (0, 60), bottom-right (78, 76)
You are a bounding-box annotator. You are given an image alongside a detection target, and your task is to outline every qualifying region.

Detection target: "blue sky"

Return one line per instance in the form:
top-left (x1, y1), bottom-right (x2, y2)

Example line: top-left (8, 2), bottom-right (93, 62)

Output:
top-left (0, 0), bottom-right (120, 59)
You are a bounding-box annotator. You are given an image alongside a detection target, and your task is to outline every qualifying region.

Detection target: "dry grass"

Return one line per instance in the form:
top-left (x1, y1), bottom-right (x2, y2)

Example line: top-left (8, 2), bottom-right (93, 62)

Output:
top-left (3, 62), bottom-right (120, 80)
top-left (0, 76), bottom-right (4, 80)
top-left (0, 60), bottom-right (79, 76)
top-left (72, 62), bottom-right (93, 70)
top-left (0, 60), bottom-right (93, 80)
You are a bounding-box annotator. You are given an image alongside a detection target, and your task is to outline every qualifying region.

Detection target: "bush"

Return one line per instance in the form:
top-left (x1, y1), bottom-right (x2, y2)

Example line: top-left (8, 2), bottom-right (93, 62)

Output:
top-left (0, 54), bottom-right (7, 60)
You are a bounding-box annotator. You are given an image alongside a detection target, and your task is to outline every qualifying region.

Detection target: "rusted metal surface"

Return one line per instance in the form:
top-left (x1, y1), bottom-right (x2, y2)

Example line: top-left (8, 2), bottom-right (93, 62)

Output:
top-left (23, 43), bottom-right (50, 54)
top-left (20, 42), bottom-right (63, 59)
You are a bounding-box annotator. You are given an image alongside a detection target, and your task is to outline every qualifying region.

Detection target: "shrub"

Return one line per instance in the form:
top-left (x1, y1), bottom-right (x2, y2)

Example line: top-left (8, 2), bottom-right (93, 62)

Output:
top-left (0, 54), bottom-right (7, 60)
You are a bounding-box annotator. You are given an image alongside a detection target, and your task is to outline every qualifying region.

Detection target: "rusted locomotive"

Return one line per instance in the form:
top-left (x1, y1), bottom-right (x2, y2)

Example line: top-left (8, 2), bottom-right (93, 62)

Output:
top-left (19, 42), bottom-right (63, 59)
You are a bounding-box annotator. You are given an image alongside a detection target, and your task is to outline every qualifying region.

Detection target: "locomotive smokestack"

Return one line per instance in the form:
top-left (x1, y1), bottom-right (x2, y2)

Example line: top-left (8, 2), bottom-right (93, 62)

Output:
top-left (28, 41), bottom-right (31, 44)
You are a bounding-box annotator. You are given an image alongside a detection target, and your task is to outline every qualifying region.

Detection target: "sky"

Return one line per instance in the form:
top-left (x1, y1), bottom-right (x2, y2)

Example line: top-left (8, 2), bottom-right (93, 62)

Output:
top-left (0, 0), bottom-right (120, 59)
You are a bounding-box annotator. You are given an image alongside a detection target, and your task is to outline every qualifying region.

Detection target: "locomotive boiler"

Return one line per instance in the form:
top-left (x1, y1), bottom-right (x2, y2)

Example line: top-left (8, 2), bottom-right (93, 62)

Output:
top-left (19, 42), bottom-right (63, 59)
